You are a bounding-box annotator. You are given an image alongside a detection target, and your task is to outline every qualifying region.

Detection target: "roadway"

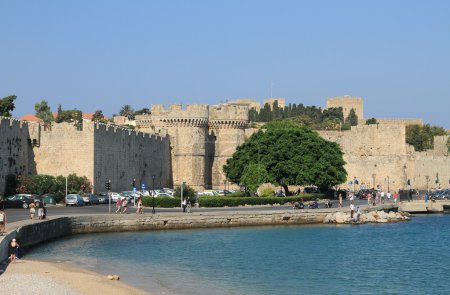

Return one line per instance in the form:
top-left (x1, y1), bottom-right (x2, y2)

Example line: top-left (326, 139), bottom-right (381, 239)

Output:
top-left (3, 198), bottom-right (374, 223)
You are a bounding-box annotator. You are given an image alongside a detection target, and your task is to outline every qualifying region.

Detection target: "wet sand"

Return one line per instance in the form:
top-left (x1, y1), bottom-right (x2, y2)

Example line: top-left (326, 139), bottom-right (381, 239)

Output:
top-left (0, 259), bottom-right (150, 295)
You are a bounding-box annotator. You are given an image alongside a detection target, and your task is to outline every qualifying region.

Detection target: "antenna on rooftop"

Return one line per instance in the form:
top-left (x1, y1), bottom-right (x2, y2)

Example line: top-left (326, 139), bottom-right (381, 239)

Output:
top-left (270, 81), bottom-right (274, 99)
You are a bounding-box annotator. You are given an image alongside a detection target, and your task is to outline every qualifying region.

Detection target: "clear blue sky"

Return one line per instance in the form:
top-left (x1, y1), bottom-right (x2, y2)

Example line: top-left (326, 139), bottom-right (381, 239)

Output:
top-left (1, 0), bottom-right (449, 128)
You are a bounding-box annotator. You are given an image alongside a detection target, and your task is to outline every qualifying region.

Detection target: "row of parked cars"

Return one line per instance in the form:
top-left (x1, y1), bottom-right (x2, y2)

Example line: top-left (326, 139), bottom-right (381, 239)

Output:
top-left (65, 189), bottom-right (177, 207)
top-left (0, 194), bottom-right (56, 208)
top-left (430, 189), bottom-right (450, 200)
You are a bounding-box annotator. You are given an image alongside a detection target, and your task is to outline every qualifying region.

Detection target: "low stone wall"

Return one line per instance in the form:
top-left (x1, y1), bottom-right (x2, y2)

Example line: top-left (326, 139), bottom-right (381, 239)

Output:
top-left (0, 205), bottom-right (396, 266)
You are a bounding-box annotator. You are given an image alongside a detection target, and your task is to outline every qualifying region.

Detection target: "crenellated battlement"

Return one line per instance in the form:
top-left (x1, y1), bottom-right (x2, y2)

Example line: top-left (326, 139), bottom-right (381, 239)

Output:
top-left (0, 116), bottom-right (27, 129)
top-left (151, 104), bottom-right (209, 119)
top-left (209, 104), bottom-right (249, 121)
top-left (94, 122), bottom-right (166, 140)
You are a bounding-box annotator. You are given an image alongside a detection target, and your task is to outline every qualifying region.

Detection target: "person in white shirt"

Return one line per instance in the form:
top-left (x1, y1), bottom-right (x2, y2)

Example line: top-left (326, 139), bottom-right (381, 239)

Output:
top-left (350, 203), bottom-right (355, 219)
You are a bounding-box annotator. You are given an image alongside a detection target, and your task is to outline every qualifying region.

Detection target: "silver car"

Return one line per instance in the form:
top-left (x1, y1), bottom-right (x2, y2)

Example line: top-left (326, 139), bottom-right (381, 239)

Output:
top-left (65, 194), bottom-right (84, 207)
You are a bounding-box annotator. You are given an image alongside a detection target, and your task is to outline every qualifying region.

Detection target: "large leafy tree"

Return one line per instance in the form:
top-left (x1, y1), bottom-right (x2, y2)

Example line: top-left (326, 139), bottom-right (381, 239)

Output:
top-left (0, 95), bottom-right (16, 117)
top-left (406, 124), bottom-right (448, 151)
top-left (35, 100), bottom-right (54, 123)
top-left (240, 163), bottom-right (270, 193)
top-left (119, 104), bottom-right (135, 119)
top-left (224, 121), bottom-right (347, 193)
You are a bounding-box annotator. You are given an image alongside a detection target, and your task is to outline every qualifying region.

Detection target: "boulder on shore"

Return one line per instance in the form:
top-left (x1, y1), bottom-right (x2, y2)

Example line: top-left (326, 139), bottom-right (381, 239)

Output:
top-left (323, 210), bottom-right (409, 224)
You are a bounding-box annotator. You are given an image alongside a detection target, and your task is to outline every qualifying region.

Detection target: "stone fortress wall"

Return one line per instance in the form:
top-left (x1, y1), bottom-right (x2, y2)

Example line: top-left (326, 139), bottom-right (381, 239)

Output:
top-left (1, 95), bottom-right (448, 196)
top-left (0, 120), bottom-right (170, 195)
top-left (322, 97), bottom-right (449, 192)
top-left (136, 103), bottom-right (248, 190)
top-left (0, 118), bottom-right (35, 195)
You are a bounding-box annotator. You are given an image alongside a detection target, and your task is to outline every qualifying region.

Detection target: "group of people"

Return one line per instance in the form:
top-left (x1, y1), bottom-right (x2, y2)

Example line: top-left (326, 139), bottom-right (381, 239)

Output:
top-left (29, 199), bottom-right (46, 220)
top-left (181, 198), bottom-right (192, 213)
top-left (115, 197), bottom-right (144, 214)
top-left (366, 191), bottom-right (398, 206)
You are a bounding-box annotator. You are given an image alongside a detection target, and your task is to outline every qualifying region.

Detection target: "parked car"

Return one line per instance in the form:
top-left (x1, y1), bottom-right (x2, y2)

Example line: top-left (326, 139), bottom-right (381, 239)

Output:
top-left (65, 194), bottom-right (84, 207)
top-left (0, 194), bottom-right (35, 208)
top-left (110, 192), bottom-right (122, 202)
top-left (155, 192), bottom-right (173, 198)
top-left (82, 194), bottom-right (99, 205)
top-left (97, 192), bottom-right (109, 204)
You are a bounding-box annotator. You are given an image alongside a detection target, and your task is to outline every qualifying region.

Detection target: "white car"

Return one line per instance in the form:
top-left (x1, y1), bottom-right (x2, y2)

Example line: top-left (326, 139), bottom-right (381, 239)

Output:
top-left (155, 193), bottom-right (173, 198)
top-left (110, 192), bottom-right (122, 202)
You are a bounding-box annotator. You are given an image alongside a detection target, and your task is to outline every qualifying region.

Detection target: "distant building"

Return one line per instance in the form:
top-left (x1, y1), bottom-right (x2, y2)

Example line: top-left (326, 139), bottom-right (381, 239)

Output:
top-left (19, 114), bottom-right (43, 123)
top-left (227, 98), bottom-right (261, 110)
top-left (263, 98), bottom-right (285, 109)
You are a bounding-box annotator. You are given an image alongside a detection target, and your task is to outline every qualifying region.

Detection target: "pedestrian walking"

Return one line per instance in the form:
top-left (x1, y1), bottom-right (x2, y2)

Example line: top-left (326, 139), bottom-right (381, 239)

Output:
top-left (356, 206), bottom-right (361, 222)
top-left (37, 200), bottom-right (45, 220)
top-left (393, 192), bottom-right (398, 204)
top-left (386, 191), bottom-right (391, 202)
top-left (29, 202), bottom-right (36, 220)
top-left (186, 198), bottom-right (192, 213)
top-left (380, 191), bottom-right (385, 204)
top-left (115, 198), bottom-right (122, 214)
top-left (136, 197), bottom-right (143, 214)
top-left (367, 193), bottom-right (371, 206)
top-left (350, 203), bottom-right (355, 219)
top-left (338, 194), bottom-right (342, 208)
top-left (121, 197), bottom-right (128, 214)
top-left (182, 198), bottom-right (187, 213)
top-left (0, 208), bottom-right (6, 236)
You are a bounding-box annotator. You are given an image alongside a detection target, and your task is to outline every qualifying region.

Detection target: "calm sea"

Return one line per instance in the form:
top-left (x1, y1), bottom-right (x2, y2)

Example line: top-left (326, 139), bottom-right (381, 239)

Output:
top-left (26, 214), bottom-right (450, 295)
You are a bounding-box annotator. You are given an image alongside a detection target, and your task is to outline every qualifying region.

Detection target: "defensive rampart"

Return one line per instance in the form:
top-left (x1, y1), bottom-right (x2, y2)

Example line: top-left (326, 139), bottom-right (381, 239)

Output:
top-left (31, 122), bottom-right (171, 193)
top-left (0, 118), bottom-right (35, 195)
top-left (209, 104), bottom-right (249, 188)
top-left (318, 125), bottom-right (449, 191)
top-left (150, 104), bottom-right (209, 190)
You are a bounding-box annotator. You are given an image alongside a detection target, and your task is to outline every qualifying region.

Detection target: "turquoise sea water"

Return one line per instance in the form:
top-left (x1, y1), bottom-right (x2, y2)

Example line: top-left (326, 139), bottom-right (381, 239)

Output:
top-left (26, 215), bottom-right (450, 295)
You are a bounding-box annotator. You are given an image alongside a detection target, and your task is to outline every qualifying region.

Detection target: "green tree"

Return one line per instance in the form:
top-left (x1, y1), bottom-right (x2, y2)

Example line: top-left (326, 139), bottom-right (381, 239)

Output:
top-left (119, 104), bottom-right (135, 119)
top-left (322, 107), bottom-right (344, 122)
top-left (0, 95), bottom-right (16, 117)
top-left (406, 124), bottom-right (448, 151)
top-left (345, 108), bottom-right (358, 126)
top-left (224, 120), bottom-right (347, 193)
top-left (366, 118), bottom-right (378, 125)
top-left (240, 163), bottom-right (270, 193)
top-left (35, 100), bottom-right (54, 123)
top-left (92, 110), bottom-right (104, 121)
top-left (174, 184), bottom-right (197, 201)
top-left (134, 108), bottom-right (149, 116)
top-left (56, 110), bottom-right (83, 129)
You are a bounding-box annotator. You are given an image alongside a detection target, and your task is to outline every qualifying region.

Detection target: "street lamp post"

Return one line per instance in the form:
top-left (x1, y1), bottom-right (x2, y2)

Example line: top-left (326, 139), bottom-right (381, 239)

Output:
top-left (152, 175), bottom-right (155, 214)
top-left (426, 175), bottom-right (430, 193)
top-left (372, 174), bottom-right (376, 190)
top-left (387, 176), bottom-right (390, 193)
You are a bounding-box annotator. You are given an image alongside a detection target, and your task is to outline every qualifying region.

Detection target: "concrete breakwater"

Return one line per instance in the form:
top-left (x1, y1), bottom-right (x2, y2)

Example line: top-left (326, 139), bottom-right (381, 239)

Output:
top-left (0, 205), bottom-right (396, 265)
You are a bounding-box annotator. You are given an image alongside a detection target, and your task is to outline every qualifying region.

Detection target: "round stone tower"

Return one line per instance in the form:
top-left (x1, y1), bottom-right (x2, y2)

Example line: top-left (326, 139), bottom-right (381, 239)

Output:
top-left (150, 104), bottom-right (209, 190)
top-left (208, 104), bottom-right (249, 189)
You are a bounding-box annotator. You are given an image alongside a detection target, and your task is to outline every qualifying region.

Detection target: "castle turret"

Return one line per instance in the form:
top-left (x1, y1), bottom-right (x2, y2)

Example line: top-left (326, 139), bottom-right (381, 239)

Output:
top-left (150, 104), bottom-right (209, 190)
top-left (326, 95), bottom-right (364, 121)
top-left (208, 104), bottom-right (249, 189)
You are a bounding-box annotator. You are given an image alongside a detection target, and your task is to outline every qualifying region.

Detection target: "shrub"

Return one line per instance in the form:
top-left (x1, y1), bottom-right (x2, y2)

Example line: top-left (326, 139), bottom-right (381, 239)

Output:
top-left (260, 187), bottom-right (275, 197)
top-left (141, 196), bottom-right (180, 208)
top-left (197, 194), bottom-right (325, 207)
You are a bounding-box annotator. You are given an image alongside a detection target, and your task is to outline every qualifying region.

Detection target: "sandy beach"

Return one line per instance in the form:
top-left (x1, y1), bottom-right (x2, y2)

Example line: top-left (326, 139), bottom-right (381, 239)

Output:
top-left (0, 259), bottom-right (150, 295)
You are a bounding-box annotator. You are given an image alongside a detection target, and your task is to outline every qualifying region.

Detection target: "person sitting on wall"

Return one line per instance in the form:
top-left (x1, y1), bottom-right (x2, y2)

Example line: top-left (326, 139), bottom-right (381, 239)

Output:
top-left (9, 238), bottom-right (19, 263)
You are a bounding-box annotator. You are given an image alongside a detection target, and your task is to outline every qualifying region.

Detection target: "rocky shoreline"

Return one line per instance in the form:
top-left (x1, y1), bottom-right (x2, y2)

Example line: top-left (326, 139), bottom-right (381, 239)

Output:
top-left (323, 210), bottom-right (410, 224)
